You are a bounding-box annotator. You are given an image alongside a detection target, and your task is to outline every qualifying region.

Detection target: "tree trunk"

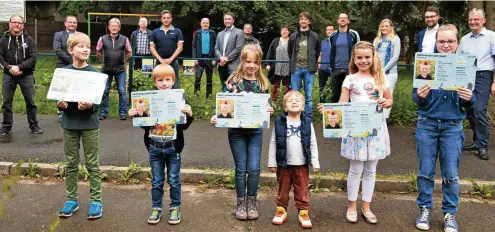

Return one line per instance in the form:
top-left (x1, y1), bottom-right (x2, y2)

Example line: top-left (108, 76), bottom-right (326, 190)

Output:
top-left (487, 1), bottom-right (495, 30)
top-left (468, 0), bottom-right (484, 11)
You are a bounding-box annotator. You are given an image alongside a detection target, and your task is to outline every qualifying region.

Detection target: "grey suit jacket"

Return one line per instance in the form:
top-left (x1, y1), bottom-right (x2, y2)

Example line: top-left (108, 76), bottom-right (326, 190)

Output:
top-left (53, 30), bottom-right (72, 68)
top-left (214, 27), bottom-right (244, 71)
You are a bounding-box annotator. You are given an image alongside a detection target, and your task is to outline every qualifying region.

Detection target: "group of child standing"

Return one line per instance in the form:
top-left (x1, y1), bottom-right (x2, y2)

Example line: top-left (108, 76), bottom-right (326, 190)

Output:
top-left (55, 23), bottom-right (467, 232)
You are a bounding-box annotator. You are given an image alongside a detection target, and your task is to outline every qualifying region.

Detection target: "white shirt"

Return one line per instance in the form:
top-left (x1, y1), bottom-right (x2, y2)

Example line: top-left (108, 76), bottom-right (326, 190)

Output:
top-left (222, 27), bottom-right (234, 56)
top-left (422, 24), bottom-right (439, 53)
top-left (268, 119), bottom-right (320, 168)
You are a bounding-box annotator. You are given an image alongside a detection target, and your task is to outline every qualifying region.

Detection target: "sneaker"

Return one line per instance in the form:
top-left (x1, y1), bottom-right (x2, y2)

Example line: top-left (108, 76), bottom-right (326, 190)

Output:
top-left (147, 208), bottom-right (163, 224)
top-left (444, 213), bottom-right (459, 232)
top-left (168, 206), bottom-right (181, 225)
top-left (247, 196), bottom-right (259, 220)
top-left (272, 207), bottom-right (288, 225)
top-left (58, 200), bottom-right (79, 218)
top-left (30, 124), bottom-right (43, 134)
top-left (87, 201), bottom-right (103, 219)
top-left (298, 210), bottom-right (313, 229)
top-left (235, 197), bottom-right (247, 220)
top-left (416, 206), bottom-right (431, 231)
top-left (98, 115), bottom-right (107, 120)
top-left (0, 127), bottom-right (11, 136)
top-left (119, 114), bottom-right (127, 120)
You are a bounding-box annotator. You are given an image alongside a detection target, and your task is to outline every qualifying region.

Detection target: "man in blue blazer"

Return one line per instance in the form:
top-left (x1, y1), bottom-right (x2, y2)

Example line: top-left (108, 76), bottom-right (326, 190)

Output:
top-left (53, 15), bottom-right (77, 122)
top-left (417, 6), bottom-right (440, 53)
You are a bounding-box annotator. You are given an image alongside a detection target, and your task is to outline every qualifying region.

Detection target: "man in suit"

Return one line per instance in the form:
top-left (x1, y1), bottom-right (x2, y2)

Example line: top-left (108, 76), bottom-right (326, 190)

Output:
top-left (53, 15), bottom-right (77, 122)
top-left (417, 6), bottom-right (440, 53)
top-left (214, 12), bottom-right (244, 92)
top-left (192, 17), bottom-right (216, 98)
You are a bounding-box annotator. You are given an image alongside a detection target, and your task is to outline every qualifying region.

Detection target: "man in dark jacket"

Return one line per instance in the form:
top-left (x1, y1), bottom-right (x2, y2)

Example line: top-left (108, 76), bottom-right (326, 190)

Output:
top-left (130, 17), bottom-right (152, 70)
top-left (288, 12), bottom-right (320, 118)
top-left (0, 15), bottom-right (42, 136)
top-left (329, 12), bottom-right (360, 103)
top-left (192, 18), bottom-right (216, 98)
top-left (53, 15), bottom-right (77, 123)
top-left (243, 23), bottom-right (259, 46)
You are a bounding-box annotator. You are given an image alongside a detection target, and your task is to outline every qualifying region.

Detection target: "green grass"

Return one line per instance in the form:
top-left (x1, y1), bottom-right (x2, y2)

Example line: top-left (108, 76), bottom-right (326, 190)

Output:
top-left (0, 55), bottom-right (419, 125)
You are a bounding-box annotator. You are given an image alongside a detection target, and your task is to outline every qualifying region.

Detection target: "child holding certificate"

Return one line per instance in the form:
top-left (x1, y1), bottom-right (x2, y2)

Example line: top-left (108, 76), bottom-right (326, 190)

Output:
top-left (211, 44), bottom-right (274, 220)
top-left (413, 24), bottom-right (474, 232)
top-left (268, 90), bottom-right (320, 229)
top-left (57, 32), bottom-right (103, 220)
top-left (129, 64), bottom-right (194, 225)
top-left (318, 41), bottom-right (393, 224)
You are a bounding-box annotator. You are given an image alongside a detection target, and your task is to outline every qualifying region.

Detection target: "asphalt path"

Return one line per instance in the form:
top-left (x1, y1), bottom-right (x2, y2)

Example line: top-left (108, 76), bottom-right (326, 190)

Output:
top-left (1, 114), bottom-right (494, 180)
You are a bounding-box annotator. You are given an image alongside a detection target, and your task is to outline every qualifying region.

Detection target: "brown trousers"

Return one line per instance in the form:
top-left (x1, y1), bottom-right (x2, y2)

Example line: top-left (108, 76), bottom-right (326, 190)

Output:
top-left (276, 165), bottom-right (310, 210)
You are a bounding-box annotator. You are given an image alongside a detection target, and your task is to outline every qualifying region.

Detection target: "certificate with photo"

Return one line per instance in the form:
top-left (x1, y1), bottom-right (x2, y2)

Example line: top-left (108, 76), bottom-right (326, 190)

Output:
top-left (47, 68), bottom-right (108, 104)
top-left (131, 89), bottom-right (186, 127)
top-left (322, 102), bottom-right (381, 138)
top-left (413, 53), bottom-right (477, 90)
top-left (183, 60), bottom-right (195, 76)
top-left (215, 92), bottom-right (271, 128)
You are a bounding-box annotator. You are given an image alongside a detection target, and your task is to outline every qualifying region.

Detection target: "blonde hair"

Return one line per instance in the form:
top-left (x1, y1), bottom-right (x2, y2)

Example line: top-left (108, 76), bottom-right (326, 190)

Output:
top-left (373, 19), bottom-right (397, 47)
top-left (349, 41), bottom-right (385, 87)
top-left (152, 64), bottom-right (175, 82)
top-left (436, 24), bottom-right (459, 41)
top-left (226, 44), bottom-right (270, 91)
top-left (283, 90), bottom-right (305, 109)
top-left (67, 32), bottom-right (91, 50)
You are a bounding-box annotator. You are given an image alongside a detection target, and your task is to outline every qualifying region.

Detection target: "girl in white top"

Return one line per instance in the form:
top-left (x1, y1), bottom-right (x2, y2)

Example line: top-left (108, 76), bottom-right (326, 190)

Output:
top-left (318, 41), bottom-right (393, 224)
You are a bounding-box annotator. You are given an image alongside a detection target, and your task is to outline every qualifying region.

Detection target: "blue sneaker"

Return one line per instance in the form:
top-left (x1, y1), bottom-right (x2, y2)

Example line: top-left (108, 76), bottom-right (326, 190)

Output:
top-left (148, 208), bottom-right (163, 224)
top-left (59, 200), bottom-right (79, 218)
top-left (87, 201), bottom-right (103, 220)
top-left (168, 206), bottom-right (181, 225)
top-left (444, 213), bottom-right (459, 232)
top-left (415, 206), bottom-right (431, 231)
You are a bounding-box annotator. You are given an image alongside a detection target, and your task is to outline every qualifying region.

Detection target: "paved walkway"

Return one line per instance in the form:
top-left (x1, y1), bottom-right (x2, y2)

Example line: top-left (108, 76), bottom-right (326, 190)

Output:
top-left (1, 114), bottom-right (494, 180)
top-left (1, 179), bottom-right (494, 232)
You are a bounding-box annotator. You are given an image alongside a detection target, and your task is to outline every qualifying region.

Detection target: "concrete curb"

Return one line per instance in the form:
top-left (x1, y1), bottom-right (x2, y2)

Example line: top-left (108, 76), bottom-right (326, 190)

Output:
top-left (2, 162), bottom-right (494, 194)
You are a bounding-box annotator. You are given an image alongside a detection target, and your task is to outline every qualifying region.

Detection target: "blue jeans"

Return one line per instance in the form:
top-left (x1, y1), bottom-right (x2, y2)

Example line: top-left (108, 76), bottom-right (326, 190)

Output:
top-left (149, 141), bottom-right (181, 209)
top-left (467, 71), bottom-right (493, 149)
top-left (228, 128), bottom-right (263, 197)
top-left (415, 115), bottom-right (464, 214)
top-left (218, 66), bottom-right (232, 92)
top-left (100, 72), bottom-right (127, 116)
top-left (318, 69), bottom-right (331, 103)
top-left (291, 68), bottom-right (314, 117)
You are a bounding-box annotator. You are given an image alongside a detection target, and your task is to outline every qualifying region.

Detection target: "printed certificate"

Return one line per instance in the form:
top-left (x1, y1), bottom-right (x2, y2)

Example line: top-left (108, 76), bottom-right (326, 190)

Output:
top-left (183, 60), bottom-right (195, 76)
top-left (322, 102), bottom-right (381, 138)
top-left (47, 68), bottom-right (108, 104)
top-left (131, 89), bottom-right (186, 126)
top-left (413, 53), bottom-right (477, 90)
top-left (216, 92), bottom-right (271, 128)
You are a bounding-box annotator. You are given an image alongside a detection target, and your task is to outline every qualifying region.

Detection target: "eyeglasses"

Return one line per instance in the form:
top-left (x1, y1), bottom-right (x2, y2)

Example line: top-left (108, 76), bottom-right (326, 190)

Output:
top-left (425, 15), bottom-right (438, 19)
top-left (436, 40), bottom-right (457, 45)
top-left (9, 21), bottom-right (24, 25)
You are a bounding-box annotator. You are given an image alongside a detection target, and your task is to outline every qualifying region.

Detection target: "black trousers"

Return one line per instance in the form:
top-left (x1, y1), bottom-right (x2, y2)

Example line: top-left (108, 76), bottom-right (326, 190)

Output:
top-left (194, 54), bottom-right (214, 97)
top-left (2, 73), bottom-right (38, 129)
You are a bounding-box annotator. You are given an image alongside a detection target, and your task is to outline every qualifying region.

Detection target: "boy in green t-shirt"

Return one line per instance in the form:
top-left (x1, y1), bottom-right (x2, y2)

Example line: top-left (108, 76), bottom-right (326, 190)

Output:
top-left (56, 32), bottom-right (103, 220)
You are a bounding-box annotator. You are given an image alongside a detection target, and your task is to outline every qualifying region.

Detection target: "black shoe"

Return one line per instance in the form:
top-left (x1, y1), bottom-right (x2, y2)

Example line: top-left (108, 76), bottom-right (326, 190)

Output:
top-left (478, 149), bottom-right (489, 160)
top-left (30, 124), bottom-right (43, 134)
top-left (463, 143), bottom-right (478, 151)
top-left (119, 115), bottom-right (127, 120)
top-left (0, 127), bottom-right (12, 136)
top-left (98, 115), bottom-right (107, 120)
